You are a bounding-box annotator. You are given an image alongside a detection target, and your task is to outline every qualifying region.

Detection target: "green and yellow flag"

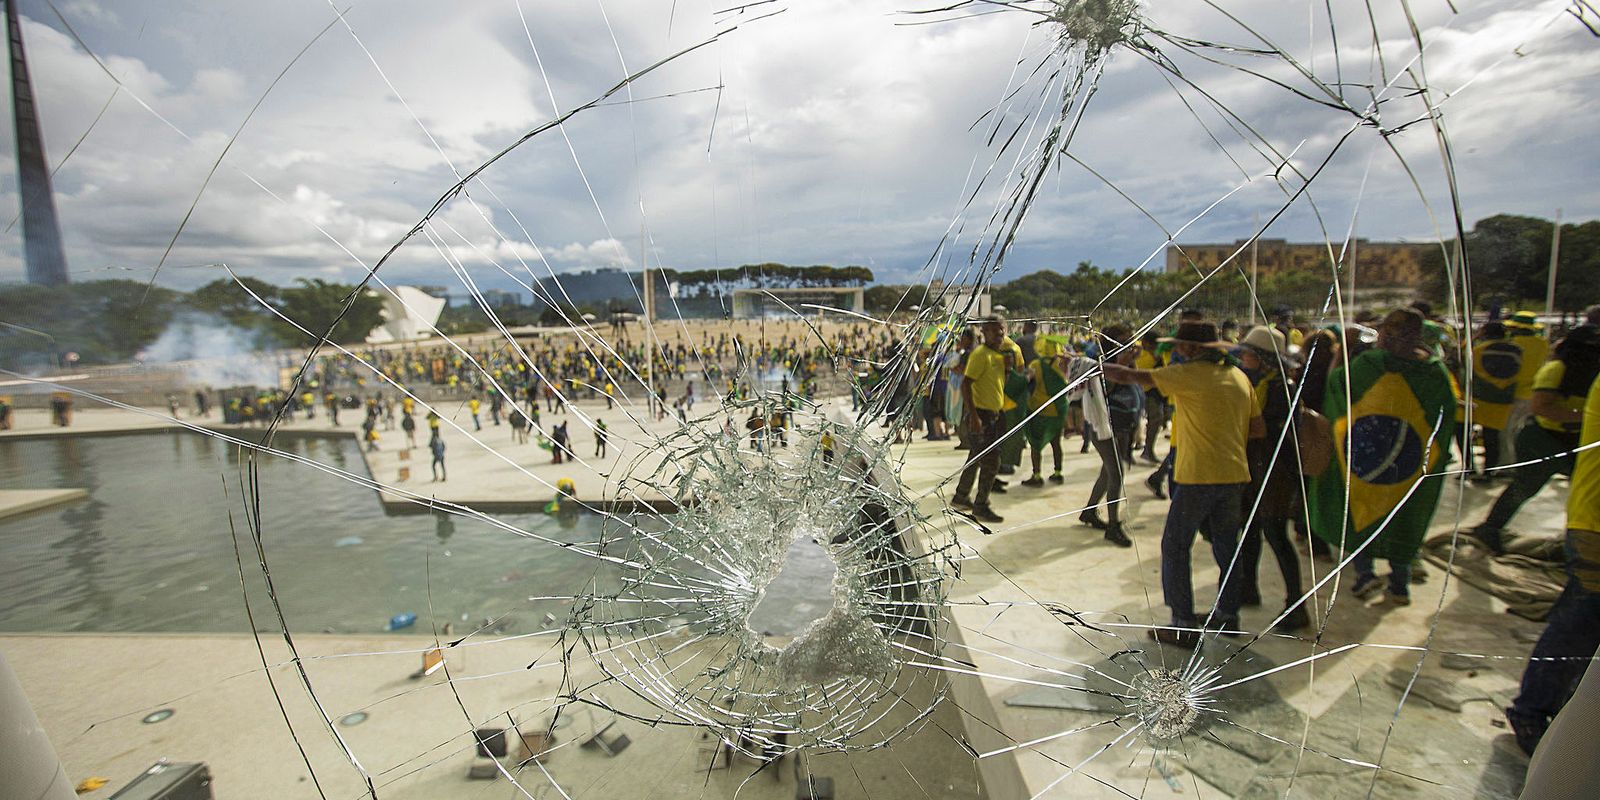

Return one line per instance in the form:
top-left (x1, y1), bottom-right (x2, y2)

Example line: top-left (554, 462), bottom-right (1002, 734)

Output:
top-left (1311, 349), bottom-right (1457, 561)
top-left (1470, 338), bottom-right (1524, 430)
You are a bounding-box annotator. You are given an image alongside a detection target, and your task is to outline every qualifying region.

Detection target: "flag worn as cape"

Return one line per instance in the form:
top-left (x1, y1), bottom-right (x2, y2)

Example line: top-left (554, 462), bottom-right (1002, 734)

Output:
top-left (1024, 357), bottom-right (1068, 448)
top-left (1310, 349), bottom-right (1458, 562)
top-left (1469, 338), bottom-right (1524, 430)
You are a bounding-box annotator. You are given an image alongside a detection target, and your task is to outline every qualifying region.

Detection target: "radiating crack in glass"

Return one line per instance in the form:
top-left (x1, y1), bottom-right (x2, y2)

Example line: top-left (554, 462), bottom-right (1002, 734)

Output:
top-left (6, 0), bottom-right (1599, 798)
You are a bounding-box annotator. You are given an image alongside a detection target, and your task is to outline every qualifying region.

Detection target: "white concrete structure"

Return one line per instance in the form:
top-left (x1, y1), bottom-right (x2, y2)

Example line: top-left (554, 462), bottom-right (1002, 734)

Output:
top-left (731, 287), bottom-right (864, 319)
top-left (365, 285), bottom-right (446, 343)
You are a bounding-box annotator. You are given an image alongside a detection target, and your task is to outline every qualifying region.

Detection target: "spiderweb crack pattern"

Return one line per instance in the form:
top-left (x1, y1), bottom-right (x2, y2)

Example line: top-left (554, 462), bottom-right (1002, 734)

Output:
top-left (3, 0), bottom-right (1596, 798)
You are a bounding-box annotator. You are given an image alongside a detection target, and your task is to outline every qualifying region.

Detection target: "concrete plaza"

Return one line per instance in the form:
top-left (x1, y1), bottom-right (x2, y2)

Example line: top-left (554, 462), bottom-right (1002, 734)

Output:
top-left (0, 395), bottom-right (1571, 798)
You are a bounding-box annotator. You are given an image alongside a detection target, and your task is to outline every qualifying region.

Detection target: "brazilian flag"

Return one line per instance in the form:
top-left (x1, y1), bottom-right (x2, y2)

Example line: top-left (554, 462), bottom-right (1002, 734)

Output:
top-left (1311, 349), bottom-right (1457, 561)
top-left (1024, 358), bottom-right (1068, 449)
top-left (1469, 339), bottom-right (1523, 431)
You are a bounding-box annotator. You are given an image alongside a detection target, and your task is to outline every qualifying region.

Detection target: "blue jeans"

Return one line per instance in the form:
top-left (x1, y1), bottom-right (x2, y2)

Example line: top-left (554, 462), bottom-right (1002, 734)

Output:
top-left (1511, 534), bottom-right (1600, 728)
top-left (1352, 551), bottom-right (1412, 596)
top-left (1161, 482), bottom-right (1247, 626)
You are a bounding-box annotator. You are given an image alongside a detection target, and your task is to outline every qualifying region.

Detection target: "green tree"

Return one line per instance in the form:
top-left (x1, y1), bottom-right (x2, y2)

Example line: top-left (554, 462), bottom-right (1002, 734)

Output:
top-left (187, 276), bottom-right (281, 329)
top-left (0, 280), bottom-right (180, 367)
top-left (273, 278), bottom-right (385, 345)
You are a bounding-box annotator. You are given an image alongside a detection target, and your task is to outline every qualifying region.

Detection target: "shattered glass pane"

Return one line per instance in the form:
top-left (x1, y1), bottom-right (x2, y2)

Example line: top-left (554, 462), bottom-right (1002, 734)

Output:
top-left (1, 0), bottom-right (1596, 798)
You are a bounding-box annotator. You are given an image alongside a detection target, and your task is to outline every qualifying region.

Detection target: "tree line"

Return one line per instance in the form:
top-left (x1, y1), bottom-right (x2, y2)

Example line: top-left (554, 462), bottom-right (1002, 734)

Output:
top-left (0, 277), bottom-right (384, 368)
top-left (1421, 214), bottom-right (1600, 312)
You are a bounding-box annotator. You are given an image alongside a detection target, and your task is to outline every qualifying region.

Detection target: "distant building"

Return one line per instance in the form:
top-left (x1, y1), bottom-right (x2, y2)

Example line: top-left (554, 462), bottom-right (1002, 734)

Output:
top-left (731, 287), bottom-right (865, 319)
top-left (1166, 239), bottom-right (1432, 288)
top-left (366, 285), bottom-right (447, 343)
top-left (478, 289), bottom-right (522, 308)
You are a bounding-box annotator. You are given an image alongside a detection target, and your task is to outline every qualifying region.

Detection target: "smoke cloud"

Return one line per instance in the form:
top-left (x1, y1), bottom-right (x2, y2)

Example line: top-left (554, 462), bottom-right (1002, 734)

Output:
top-left (141, 312), bottom-right (285, 389)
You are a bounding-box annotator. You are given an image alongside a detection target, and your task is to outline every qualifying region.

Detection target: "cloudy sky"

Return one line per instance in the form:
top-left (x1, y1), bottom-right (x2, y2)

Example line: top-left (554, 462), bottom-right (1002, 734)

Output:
top-left (0, 0), bottom-right (1595, 296)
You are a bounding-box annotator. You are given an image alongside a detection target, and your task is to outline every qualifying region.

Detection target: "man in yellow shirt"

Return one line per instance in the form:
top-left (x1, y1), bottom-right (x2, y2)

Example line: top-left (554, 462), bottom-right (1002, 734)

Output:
top-left (952, 317), bottom-right (1012, 524)
top-left (1506, 370), bottom-right (1600, 756)
top-left (1471, 325), bottom-right (1599, 552)
top-left (1105, 321), bottom-right (1260, 648)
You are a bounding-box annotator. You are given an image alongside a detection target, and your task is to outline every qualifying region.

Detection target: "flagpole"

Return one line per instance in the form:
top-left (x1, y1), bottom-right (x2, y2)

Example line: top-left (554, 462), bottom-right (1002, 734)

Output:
top-left (1249, 213), bottom-right (1259, 325)
top-left (1545, 208), bottom-right (1562, 325)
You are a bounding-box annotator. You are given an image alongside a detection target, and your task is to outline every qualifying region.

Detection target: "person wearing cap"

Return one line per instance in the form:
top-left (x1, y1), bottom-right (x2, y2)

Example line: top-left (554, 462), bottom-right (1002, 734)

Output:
top-left (1231, 325), bottom-right (1310, 632)
top-left (1469, 325), bottom-right (1600, 552)
top-left (1310, 308), bottom-right (1456, 605)
top-left (1105, 321), bottom-right (1258, 647)
top-left (952, 316), bottom-right (1016, 523)
top-left (1505, 370), bottom-right (1600, 757)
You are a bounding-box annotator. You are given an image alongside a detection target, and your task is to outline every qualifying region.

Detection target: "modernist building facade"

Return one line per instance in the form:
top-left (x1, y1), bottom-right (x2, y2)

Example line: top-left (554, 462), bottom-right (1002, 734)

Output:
top-left (1166, 238), bottom-right (1432, 288)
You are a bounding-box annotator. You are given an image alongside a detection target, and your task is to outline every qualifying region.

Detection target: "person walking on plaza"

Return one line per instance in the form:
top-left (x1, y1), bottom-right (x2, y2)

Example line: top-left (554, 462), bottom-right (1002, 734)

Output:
top-left (952, 316), bottom-right (1012, 524)
top-left (552, 421), bottom-right (570, 464)
top-left (400, 410), bottom-right (416, 450)
top-left (1505, 371), bottom-right (1600, 756)
top-left (429, 431), bottom-right (447, 482)
top-left (509, 407), bottom-right (528, 444)
top-left (1080, 326), bottom-right (1140, 547)
top-left (1310, 308), bottom-right (1457, 605)
top-left (1021, 336), bottom-right (1069, 487)
top-left (469, 396), bottom-right (482, 431)
top-left (1469, 325), bottom-right (1600, 552)
top-left (594, 419), bottom-right (609, 459)
top-left (1104, 320), bottom-right (1258, 647)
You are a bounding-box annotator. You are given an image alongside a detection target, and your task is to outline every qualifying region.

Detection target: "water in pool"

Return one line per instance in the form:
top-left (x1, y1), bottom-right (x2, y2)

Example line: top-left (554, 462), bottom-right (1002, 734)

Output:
top-left (0, 432), bottom-right (683, 636)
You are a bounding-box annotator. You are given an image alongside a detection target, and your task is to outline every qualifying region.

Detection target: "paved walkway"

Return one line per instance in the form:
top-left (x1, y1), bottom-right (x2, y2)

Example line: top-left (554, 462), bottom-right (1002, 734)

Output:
top-left (1, 401), bottom-right (1573, 797)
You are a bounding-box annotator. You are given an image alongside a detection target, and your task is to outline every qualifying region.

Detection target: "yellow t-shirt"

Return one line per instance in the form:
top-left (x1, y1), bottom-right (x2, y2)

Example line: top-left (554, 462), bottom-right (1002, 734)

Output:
top-left (1027, 359), bottom-right (1063, 416)
top-left (1512, 332), bottom-right (1550, 400)
top-left (1134, 350), bottom-right (1157, 371)
top-left (1151, 359), bottom-right (1255, 485)
top-left (1566, 377), bottom-right (1600, 582)
top-left (1533, 360), bottom-right (1586, 433)
top-left (963, 344), bottom-right (1008, 412)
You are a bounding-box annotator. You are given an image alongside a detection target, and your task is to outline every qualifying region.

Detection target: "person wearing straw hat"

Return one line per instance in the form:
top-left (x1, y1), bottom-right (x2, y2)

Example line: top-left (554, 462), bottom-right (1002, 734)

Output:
top-left (1105, 321), bottom-right (1258, 647)
top-left (1231, 325), bottom-right (1310, 632)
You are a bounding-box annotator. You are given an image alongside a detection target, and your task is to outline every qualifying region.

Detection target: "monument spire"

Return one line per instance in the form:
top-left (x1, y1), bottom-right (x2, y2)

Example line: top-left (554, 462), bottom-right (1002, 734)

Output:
top-left (6, 0), bottom-right (68, 286)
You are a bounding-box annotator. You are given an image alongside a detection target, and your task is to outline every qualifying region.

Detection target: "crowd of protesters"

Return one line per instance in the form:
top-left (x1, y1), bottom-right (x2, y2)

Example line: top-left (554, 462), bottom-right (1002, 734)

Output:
top-left (916, 302), bottom-right (1600, 759)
